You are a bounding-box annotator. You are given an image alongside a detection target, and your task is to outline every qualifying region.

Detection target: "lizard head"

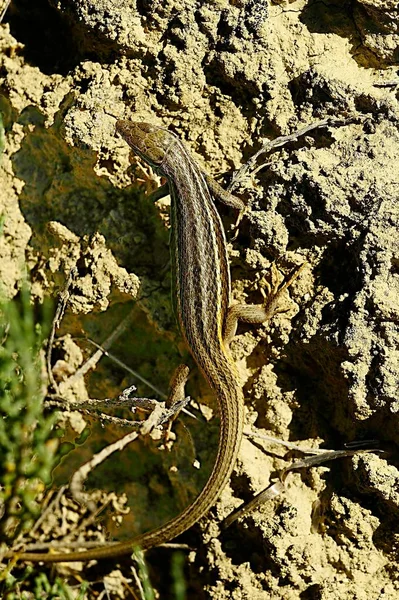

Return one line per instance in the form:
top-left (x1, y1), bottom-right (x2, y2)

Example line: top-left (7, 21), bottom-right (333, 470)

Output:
top-left (116, 120), bottom-right (176, 167)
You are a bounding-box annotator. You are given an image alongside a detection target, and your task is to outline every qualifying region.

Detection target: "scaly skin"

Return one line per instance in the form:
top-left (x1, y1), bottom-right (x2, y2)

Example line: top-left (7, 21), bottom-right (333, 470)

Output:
top-left (7, 121), bottom-right (245, 562)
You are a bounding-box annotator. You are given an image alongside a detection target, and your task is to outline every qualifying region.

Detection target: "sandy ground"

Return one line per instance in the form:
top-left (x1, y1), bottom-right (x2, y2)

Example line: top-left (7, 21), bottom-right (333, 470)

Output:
top-left (1, 0), bottom-right (399, 598)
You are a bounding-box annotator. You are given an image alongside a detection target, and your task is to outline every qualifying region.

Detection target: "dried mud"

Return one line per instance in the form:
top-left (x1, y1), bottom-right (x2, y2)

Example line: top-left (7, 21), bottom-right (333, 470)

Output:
top-left (0, 1), bottom-right (398, 598)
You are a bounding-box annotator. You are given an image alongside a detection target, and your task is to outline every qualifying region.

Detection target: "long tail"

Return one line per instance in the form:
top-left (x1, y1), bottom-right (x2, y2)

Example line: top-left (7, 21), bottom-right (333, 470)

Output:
top-left (7, 385), bottom-right (244, 562)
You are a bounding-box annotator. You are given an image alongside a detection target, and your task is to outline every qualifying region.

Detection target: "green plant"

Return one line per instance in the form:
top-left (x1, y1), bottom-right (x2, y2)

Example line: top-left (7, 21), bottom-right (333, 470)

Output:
top-left (133, 547), bottom-right (187, 600)
top-left (1, 567), bottom-right (89, 599)
top-left (0, 286), bottom-right (58, 542)
top-left (0, 110), bottom-right (5, 158)
top-left (171, 551), bottom-right (186, 600)
top-left (133, 547), bottom-right (155, 600)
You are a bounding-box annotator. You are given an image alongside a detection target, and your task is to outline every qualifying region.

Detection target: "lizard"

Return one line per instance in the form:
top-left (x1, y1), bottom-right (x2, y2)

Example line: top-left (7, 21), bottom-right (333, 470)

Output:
top-left (6, 121), bottom-right (303, 562)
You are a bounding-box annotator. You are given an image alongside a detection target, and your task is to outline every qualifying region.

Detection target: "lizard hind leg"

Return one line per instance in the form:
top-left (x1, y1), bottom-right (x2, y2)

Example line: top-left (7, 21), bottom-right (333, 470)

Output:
top-left (163, 364), bottom-right (191, 443)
